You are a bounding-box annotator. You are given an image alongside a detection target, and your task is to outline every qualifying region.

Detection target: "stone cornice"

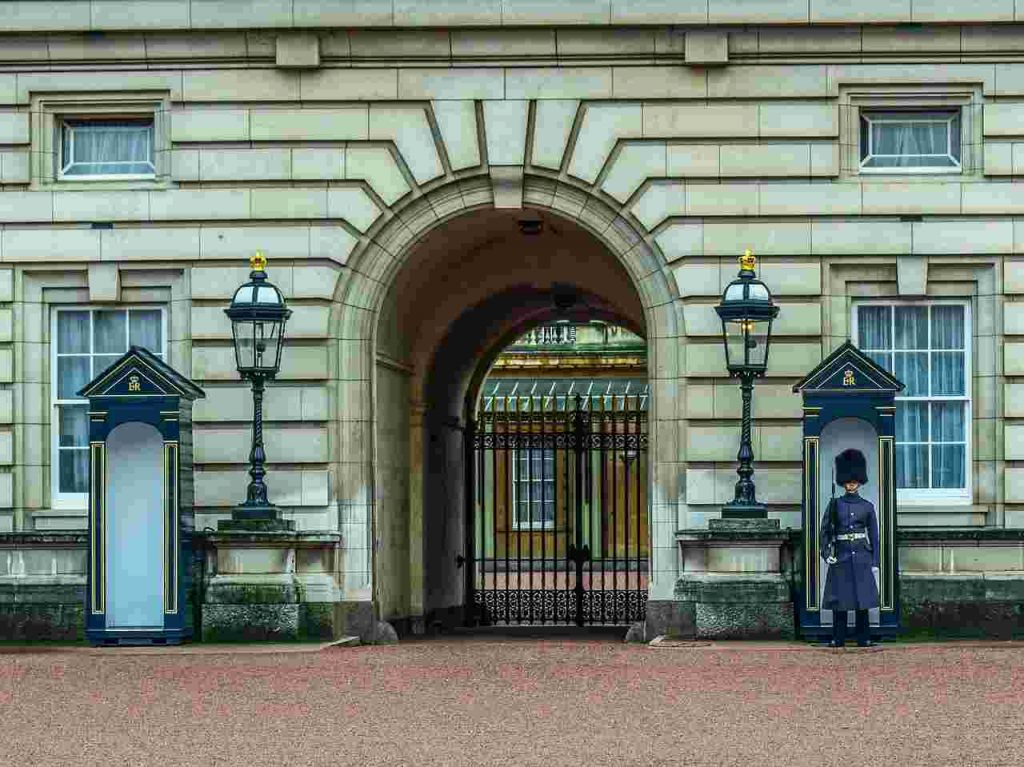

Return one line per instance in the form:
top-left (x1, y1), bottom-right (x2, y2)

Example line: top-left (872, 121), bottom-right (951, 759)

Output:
top-left (8, 1), bottom-right (1023, 34)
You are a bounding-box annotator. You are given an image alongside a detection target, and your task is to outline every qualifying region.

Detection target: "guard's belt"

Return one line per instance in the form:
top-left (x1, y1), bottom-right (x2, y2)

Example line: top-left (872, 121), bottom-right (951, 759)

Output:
top-left (836, 532), bottom-right (868, 542)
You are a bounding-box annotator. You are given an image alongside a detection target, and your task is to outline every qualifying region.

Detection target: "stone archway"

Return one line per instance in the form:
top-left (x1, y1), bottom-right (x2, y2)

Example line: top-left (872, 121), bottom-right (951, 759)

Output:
top-left (332, 174), bottom-right (682, 633)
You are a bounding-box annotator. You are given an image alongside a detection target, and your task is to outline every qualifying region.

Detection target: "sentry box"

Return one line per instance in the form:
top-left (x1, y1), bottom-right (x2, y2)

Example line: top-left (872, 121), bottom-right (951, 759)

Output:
top-left (79, 347), bottom-right (204, 645)
top-left (793, 341), bottom-right (904, 642)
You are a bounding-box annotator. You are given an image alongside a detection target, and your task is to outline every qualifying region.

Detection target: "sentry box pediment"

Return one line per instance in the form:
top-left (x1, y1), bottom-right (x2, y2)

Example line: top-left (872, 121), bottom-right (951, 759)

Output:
top-left (79, 345), bottom-right (204, 401)
top-left (793, 341), bottom-right (903, 398)
top-left (79, 347), bottom-right (204, 646)
top-left (793, 341), bottom-right (904, 642)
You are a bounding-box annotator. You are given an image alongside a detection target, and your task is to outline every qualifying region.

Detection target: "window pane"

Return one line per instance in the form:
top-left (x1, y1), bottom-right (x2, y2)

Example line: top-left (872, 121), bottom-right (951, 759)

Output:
top-left (931, 352), bottom-right (965, 396)
top-left (931, 305), bottom-right (964, 350)
top-left (894, 306), bottom-right (928, 349)
top-left (93, 310), bottom-right (126, 354)
top-left (866, 351), bottom-right (892, 372)
top-left (895, 352), bottom-right (928, 396)
top-left (59, 448), bottom-right (89, 494)
top-left (541, 499), bottom-right (555, 526)
top-left (872, 120), bottom-right (947, 157)
top-left (129, 309), bottom-right (162, 353)
top-left (932, 402), bottom-right (965, 443)
top-left (858, 306), bottom-right (891, 350)
top-left (63, 121), bottom-right (154, 176)
top-left (896, 444), bottom-right (928, 489)
top-left (931, 445), bottom-right (965, 489)
top-left (56, 311), bottom-right (89, 354)
top-left (58, 405), bottom-right (88, 447)
top-left (897, 401), bottom-right (929, 442)
top-left (56, 356), bottom-right (90, 400)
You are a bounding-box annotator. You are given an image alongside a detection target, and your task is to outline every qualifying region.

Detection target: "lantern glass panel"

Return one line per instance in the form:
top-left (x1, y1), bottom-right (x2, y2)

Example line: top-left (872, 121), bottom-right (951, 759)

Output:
top-left (232, 318), bottom-right (256, 371)
top-left (723, 316), bottom-right (772, 370)
top-left (258, 319), bottom-right (283, 371)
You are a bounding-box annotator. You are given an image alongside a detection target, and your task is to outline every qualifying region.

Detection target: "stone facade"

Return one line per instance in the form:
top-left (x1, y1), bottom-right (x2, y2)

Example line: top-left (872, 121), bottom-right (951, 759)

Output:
top-left (0, 1), bottom-right (1023, 640)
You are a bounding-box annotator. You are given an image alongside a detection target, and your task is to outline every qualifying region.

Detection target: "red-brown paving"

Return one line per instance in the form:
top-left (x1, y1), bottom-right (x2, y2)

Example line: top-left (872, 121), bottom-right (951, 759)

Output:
top-left (1, 637), bottom-right (1022, 767)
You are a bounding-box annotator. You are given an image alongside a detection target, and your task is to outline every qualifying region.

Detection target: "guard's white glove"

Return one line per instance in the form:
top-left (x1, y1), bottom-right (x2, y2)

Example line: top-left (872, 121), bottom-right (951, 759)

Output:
top-left (826, 556), bottom-right (837, 565)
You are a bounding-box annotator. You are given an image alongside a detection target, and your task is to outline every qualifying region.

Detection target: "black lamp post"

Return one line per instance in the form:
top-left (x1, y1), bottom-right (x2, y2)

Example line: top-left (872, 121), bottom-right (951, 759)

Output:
top-left (221, 251), bottom-right (293, 531)
top-left (714, 250), bottom-right (779, 519)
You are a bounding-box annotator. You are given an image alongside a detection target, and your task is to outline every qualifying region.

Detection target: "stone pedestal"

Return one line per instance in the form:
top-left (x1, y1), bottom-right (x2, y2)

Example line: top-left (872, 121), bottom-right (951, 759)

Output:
top-left (198, 531), bottom-right (370, 641)
top-left (672, 519), bottom-right (796, 640)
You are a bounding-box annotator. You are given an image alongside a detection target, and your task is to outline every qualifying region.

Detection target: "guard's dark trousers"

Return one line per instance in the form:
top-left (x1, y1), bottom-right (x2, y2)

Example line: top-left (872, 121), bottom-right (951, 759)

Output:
top-left (833, 609), bottom-right (870, 646)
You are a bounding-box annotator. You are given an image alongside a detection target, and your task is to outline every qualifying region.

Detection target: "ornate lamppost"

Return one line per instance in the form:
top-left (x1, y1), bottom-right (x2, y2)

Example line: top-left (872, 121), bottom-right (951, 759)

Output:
top-left (220, 251), bottom-right (293, 531)
top-left (714, 250), bottom-right (779, 519)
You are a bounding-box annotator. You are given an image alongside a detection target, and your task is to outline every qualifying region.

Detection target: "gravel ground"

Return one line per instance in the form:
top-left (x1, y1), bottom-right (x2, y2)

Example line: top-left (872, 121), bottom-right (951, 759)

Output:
top-left (2, 636), bottom-right (1023, 767)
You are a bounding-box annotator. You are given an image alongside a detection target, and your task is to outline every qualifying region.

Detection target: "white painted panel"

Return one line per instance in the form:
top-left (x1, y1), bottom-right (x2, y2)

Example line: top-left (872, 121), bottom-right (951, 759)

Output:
top-left (106, 422), bottom-right (164, 629)
top-left (817, 418), bottom-right (880, 629)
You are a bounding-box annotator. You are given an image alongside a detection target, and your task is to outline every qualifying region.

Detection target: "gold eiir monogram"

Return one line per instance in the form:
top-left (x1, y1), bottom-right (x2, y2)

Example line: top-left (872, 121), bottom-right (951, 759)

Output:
top-left (128, 375), bottom-right (141, 392)
top-left (842, 369), bottom-right (856, 387)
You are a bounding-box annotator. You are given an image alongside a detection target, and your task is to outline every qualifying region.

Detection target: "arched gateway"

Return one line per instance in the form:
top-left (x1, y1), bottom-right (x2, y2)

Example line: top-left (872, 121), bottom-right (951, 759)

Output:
top-left (334, 174), bottom-right (683, 634)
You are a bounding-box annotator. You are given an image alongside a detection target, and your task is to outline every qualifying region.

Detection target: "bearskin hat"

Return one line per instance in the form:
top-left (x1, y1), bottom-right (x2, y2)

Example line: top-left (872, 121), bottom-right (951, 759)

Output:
top-left (835, 448), bottom-right (868, 485)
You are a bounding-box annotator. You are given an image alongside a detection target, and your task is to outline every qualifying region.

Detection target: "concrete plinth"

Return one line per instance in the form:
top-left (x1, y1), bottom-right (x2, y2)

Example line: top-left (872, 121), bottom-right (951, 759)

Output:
top-left (671, 519), bottom-right (796, 640)
top-left (198, 531), bottom-right (375, 642)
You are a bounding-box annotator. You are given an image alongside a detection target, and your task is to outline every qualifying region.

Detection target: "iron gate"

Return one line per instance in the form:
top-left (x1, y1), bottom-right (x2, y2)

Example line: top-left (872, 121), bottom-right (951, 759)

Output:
top-left (467, 393), bottom-right (648, 626)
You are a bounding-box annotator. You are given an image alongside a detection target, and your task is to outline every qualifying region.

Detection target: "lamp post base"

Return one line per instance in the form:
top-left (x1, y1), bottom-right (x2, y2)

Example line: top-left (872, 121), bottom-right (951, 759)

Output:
top-left (720, 501), bottom-right (769, 520)
top-left (218, 503), bottom-right (295, 532)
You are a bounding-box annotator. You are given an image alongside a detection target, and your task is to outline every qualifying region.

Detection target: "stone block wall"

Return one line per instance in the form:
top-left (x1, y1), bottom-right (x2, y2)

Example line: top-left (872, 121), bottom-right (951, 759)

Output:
top-left (0, 4), bottom-right (1021, 632)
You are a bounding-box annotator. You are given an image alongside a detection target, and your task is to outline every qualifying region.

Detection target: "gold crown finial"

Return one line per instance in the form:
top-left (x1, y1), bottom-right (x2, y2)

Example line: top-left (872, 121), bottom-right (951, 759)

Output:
top-left (250, 250), bottom-right (267, 272)
top-left (740, 249), bottom-right (756, 272)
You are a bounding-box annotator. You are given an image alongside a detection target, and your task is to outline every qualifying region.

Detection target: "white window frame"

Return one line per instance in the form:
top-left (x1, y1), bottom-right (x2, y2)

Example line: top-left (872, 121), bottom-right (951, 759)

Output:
top-left (50, 305), bottom-right (168, 509)
top-left (510, 447), bottom-right (556, 531)
top-left (859, 109), bottom-right (962, 175)
top-left (58, 118), bottom-right (156, 181)
top-left (851, 300), bottom-right (972, 506)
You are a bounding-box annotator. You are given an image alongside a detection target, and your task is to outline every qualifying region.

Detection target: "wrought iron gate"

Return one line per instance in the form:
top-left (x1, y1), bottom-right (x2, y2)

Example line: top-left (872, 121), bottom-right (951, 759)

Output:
top-left (467, 393), bottom-right (648, 626)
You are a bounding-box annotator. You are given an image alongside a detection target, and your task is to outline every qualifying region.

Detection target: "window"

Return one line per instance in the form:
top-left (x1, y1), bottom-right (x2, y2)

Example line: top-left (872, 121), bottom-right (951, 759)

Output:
top-left (511, 448), bottom-right (555, 529)
top-left (854, 302), bottom-right (971, 502)
top-left (59, 118), bottom-right (156, 179)
top-left (859, 110), bottom-right (961, 173)
top-left (52, 307), bottom-right (165, 506)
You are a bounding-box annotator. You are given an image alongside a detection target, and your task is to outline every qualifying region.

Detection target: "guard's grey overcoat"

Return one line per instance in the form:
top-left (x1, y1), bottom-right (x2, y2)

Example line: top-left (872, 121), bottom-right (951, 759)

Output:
top-left (820, 492), bottom-right (880, 611)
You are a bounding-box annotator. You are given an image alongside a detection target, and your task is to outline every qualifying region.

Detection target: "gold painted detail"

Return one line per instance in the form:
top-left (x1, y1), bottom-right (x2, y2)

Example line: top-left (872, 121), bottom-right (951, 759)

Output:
top-left (842, 369), bottom-right (856, 386)
top-left (804, 437), bottom-right (820, 612)
top-left (251, 250), bottom-right (267, 272)
top-left (164, 442), bottom-right (179, 615)
top-left (90, 442), bottom-right (105, 615)
top-left (740, 248), bottom-right (756, 272)
top-left (878, 437), bottom-right (895, 612)
top-left (128, 375), bottom-right (141, 392)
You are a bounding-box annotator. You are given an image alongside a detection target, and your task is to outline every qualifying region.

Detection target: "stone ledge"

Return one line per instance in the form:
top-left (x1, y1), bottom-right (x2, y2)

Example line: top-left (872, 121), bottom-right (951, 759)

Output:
top-left (197, 531), bottom-right (341, 547)
top-left (0, 532), bottom-right (87, 546)
top-left (675, 573), bottom-right (791, 603)
top-left (899, 528), bottom-right (1024, 542)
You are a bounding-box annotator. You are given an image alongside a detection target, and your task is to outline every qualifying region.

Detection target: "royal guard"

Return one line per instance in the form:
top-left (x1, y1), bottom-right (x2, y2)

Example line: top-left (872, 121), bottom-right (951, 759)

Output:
top-left (820, 448), bottom-right (880, 648)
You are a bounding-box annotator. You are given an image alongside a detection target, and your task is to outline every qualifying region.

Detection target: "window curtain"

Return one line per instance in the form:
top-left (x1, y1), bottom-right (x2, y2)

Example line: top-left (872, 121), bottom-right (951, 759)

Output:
top-left (858, 305), bottom-right (966, 491)
top-left (866, 115), bottom-right (958, 168)
top-left (64, 122), bottom-right (153, 175)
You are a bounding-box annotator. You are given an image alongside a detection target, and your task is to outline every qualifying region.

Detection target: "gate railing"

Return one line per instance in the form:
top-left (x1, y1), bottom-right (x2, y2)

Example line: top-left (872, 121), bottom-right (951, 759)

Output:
top-left (468, 394), bottom-right (648, 626)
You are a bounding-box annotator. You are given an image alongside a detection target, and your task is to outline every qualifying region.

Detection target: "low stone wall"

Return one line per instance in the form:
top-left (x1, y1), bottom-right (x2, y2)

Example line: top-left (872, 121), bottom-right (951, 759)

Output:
top-left (0, 533), bottom-right (87, 641)
top-left (899, 530), bottom-right (1024, 639)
